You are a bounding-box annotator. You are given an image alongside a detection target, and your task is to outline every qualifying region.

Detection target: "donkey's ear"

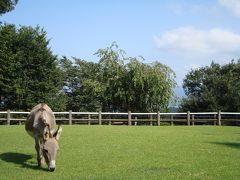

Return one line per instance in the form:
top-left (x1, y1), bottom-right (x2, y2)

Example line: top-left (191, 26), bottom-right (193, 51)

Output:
top-left (43, 126), bottom-right (50, 140)
top-left (53, 125), bottom-right (62, 140)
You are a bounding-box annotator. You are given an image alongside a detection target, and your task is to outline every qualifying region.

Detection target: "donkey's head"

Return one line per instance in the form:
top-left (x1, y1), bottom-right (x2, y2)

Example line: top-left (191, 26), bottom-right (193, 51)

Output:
top-left (42, 125), bottom-right (62, 172)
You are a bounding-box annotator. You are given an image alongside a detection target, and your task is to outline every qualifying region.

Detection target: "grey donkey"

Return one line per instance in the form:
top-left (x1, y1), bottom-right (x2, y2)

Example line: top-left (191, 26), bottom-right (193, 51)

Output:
top-left (25, 103), bottom-right (62, 171)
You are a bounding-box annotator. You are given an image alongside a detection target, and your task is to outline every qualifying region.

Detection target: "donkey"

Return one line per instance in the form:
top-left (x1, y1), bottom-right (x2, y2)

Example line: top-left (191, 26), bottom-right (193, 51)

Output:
top-left (25, 103), bottom-right (62, 172)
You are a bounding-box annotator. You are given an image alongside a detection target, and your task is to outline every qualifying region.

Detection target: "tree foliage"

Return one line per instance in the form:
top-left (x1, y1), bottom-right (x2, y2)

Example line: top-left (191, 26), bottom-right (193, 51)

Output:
top-left (124, 58), bottom-right (176, 112)
top-left (60, 43), bottom-right (176, 112)
top-left (0, 24), bottom-right (67, 111)
top-left (59, 56), bottom-right (102, 111)
top-left (180, 61), bottom-right (240, 112)
top-left (0, 23), bottom-right (176, 112)
top-left (0, 0), bottom-right (18, 15)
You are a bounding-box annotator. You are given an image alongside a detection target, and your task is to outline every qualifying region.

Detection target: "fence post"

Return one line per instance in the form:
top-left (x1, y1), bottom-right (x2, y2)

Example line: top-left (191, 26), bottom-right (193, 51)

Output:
top-left (134, 117), bottom-right (137, 126)
top-left (69, 110), bottom-right (72, 125)
top-left (214, 114), bottom-right (217, 126)
top-left (128, 111), bottom-right (131, 126)
top-left (88, 114), bottom-right (91, 125)
top-left (150, 114), bottom-right (153, 126)
top-left (192, 114), bottom-right (195, 126)
top-left (98, 111), bottom-right (102, 125)
top-left (171, 114), bottom-right (174, 126)
top-left (218, 110), bottom-right (221, 126)
top-left (157, 111), bottom-right (160, 126)
top-left (7, 110), bottom-right (10, 125)
top-left (187, 111), bottom-right (190, 126)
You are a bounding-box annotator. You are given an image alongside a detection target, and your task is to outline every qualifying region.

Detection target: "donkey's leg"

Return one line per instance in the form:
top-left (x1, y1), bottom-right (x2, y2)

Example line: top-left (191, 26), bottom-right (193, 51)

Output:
top-left (39, 139), bottom-right (45, 165)
top-left (34, 136), bottom-right (42, 167)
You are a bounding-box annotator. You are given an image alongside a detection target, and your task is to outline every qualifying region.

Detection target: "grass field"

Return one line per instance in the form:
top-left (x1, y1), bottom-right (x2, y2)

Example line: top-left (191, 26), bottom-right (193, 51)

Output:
top-left (0, 125), bottom-right (239, 180)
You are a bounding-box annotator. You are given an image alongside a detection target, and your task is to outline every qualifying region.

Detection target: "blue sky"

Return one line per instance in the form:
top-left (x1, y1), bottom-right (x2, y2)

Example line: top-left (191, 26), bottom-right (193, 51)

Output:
top-left (2, 0), bottom-right (240, 86)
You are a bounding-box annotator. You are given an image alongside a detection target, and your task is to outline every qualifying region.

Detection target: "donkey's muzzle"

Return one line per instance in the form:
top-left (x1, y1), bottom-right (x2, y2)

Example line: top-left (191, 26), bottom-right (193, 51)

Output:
top-left (49, 167), bottom-right (55, 172)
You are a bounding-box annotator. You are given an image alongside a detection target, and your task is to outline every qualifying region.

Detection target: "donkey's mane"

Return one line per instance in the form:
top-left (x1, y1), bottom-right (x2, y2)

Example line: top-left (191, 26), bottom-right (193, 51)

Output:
top-left (35, 103), bottom-right (48, 125)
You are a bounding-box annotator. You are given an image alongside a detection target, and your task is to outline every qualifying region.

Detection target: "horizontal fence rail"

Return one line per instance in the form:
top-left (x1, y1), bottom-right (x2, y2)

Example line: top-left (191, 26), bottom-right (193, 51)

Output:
top-left (0, 110), bottom-right (240, 126)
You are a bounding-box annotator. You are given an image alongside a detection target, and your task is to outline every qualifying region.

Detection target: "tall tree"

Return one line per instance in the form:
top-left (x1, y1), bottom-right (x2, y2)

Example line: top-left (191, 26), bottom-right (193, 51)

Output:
top-left (59, 57), bottom-right (103, 111)
top-left (95, 42), bottom-right (126, 111)
top-left (124, 59), bottom-right (176, 112)
top-left (0, 0), bottom-right (18, 15)
top-left (180, 61), bottom-right (240, 112)
top-left (60, 43), bottom-right (176, 112)
top-left (0, 24), bottom-right (67, 111)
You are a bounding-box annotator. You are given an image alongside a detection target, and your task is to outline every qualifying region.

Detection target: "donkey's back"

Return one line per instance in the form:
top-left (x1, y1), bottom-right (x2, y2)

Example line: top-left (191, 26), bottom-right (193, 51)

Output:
top-left (25, 103), bottom-right (56, 138)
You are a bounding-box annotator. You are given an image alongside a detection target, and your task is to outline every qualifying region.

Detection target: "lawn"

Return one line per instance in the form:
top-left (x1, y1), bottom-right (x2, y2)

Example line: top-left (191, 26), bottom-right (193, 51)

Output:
top-left (0, 125), bottom-right (239, 180)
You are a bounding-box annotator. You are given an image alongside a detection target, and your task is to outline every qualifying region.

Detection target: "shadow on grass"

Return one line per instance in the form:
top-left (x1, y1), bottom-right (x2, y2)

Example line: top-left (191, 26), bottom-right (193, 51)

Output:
top-left (211, 142), bottom-right (240, 150)
top-left (0, 152), bottom-right (48, 171)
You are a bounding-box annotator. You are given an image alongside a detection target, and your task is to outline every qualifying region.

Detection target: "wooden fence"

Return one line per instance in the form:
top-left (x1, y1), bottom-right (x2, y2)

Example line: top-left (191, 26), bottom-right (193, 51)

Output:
top-left (0, 110), bottom-right (240, 126)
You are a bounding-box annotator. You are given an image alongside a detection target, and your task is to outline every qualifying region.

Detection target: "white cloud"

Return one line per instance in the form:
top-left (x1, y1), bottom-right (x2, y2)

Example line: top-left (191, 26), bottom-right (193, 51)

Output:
top-left (154, 27), bottom-right (240, 59)
top-left (219, 0), bottom-right (240, 17)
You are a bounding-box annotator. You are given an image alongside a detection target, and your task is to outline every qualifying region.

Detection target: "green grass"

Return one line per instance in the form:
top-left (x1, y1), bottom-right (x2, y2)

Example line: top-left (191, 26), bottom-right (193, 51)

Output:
top-left (0, 125), bottom-right (239, 180)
